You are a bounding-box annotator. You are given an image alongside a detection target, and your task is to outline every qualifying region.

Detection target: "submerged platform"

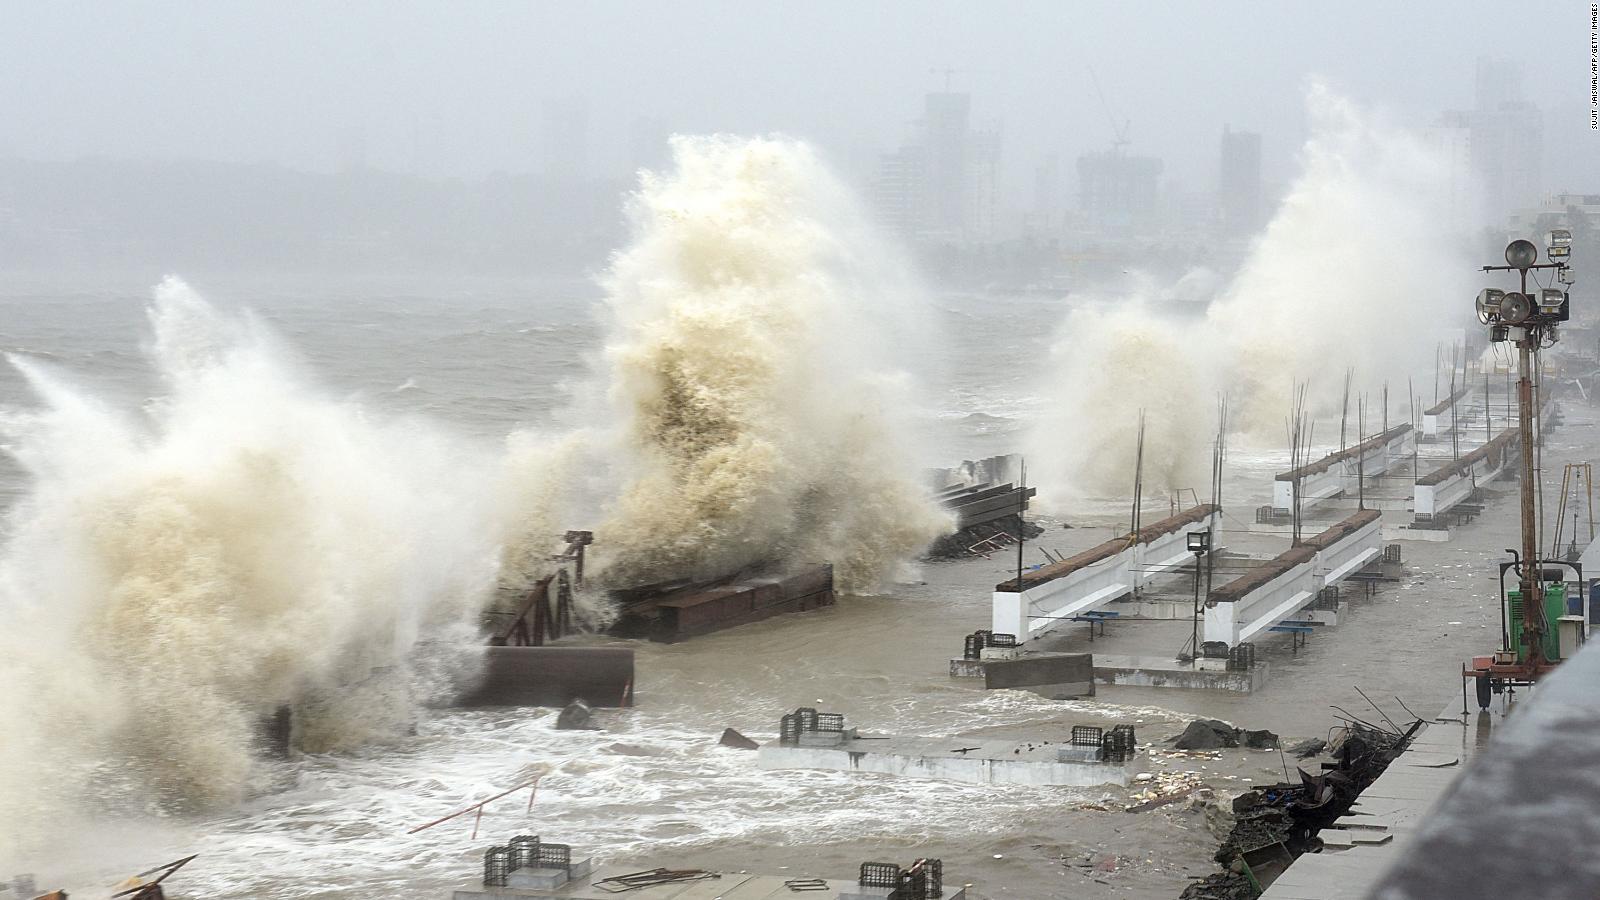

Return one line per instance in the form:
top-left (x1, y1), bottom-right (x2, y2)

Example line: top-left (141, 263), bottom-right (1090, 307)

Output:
top-left (953, 650), bottom-right (1267, 693)
top-left (455, 863), bottom-right (966, 899)
top-left (1093, 654), bottom-right (1269, 693)
top-left (758, 732), bottom-right (1135, 787)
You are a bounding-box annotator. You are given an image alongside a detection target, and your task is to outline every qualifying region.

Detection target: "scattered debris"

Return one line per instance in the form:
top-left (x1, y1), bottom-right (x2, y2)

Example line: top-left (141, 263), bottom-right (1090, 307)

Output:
top-left (718, 727), bottom-right (760, 750)
top-left (1125, 770), bottom-right (1207, 812)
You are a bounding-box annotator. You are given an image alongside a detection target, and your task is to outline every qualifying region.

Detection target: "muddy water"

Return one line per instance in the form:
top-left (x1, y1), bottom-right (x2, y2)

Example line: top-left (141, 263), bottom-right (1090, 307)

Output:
top-left (5, 277), bottom-right (1591, 899)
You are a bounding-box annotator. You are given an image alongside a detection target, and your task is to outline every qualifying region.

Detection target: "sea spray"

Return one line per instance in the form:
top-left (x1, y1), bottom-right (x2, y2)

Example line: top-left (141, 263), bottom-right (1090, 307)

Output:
top-left (580, 135), bottom-right (950, 592)
top-left (1209, 83), bottom-right (1478, 435)
top-left (1028, 84), bottom-right (1474, 504)
top-left (1027, 298), bottom-right (1215, 508)
top-left (0, 278), bottom-right (499, 844)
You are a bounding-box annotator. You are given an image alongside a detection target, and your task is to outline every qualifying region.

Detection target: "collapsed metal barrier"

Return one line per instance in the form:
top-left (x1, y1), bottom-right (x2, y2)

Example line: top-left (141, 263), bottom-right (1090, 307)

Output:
top-left (860, 858), bottom-right (945, 899)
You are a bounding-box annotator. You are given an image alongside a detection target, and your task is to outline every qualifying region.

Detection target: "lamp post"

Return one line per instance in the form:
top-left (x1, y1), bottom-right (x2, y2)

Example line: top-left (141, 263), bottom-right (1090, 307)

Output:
top-left (1475, 231), bottom-right (1575, 673)
top-left (1186, 529), bottom-right (1212, 663)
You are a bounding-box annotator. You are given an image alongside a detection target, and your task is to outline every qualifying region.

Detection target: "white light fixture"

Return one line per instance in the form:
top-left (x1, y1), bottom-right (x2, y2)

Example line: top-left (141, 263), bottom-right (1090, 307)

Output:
top-left (1539, 289), bottom-right (1569, 320)
top-left (1187, 530), bottom-right (1211, 553)
top-left (1547, 229), bottom-right (1573, 248)
top-left (1477, 288), bottom-right (1506, 324)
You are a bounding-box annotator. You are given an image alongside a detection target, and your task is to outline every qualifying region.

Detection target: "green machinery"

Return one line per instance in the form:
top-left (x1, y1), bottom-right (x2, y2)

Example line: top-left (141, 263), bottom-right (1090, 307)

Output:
top-left (1507, 582), bottom-right (1569, 662)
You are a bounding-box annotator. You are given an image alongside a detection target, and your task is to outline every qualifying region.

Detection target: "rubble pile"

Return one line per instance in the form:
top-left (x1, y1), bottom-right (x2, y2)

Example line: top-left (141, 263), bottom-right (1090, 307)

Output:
top-left (1176, 718), bottom-right (1420, 898)
top-left (1179, 872), bottom-right (1257, 900)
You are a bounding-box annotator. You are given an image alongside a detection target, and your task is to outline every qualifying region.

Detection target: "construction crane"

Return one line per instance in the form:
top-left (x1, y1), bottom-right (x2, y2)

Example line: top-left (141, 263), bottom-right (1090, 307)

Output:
top-left (1087, 65), bottom-right (1131, 154)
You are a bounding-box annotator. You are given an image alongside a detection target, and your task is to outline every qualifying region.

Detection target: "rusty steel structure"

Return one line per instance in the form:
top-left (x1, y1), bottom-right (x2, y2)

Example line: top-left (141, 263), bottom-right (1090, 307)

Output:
top-left (491, 530), bottom-right (592, 648)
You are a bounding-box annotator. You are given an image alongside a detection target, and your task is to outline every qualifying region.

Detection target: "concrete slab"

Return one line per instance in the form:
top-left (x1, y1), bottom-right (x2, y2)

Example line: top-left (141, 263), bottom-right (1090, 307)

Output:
top-left (455, 864), bottom-right (911, 899)
top-left (1384, 524), bottom-right (1453, 542)
top-left (1092, 654), bottom-right (1268, 692)
top-left (758, 733), bottom-right (1133, 787)
top-left (982, 652), bottom-right (1094, 698)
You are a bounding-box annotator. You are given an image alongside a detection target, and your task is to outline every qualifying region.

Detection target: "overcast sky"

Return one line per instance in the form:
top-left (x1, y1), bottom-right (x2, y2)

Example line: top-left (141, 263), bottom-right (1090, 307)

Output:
top-left (3, 1), bottom-right (1594, 197)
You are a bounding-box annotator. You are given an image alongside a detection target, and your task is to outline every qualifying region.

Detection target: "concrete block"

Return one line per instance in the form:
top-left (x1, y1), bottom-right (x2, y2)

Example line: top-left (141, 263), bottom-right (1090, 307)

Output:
top-left (839, 888), bottom-right (897, 900)
top-left (1057, 745), bottom-right (1102, 763)
top-left (451, 646), bottom-right (634, 709)
top-left (979, 646), bottom-right (1020, 660)
top-left (984, 653), bottom-right (1094, 699)
top-left (797, 729), bottom-right (852, 747)
top-left (949, 657), bottom-right (987, 678)
top-left (506, 868), bottom-right (567, 890)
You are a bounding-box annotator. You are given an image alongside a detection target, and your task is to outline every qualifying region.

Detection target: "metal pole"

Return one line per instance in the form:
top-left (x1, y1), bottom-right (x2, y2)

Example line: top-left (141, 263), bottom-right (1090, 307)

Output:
top-left (1517, 268), bottom-right (1546, 670)
top-left (1191, 550), bottom-right (1202, 662)
top-left (1016, 458), bottom-right (1026, 593)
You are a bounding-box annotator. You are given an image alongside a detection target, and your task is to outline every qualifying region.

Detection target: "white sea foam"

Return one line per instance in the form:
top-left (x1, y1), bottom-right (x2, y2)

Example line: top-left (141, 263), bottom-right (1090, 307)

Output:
top-left (0, 278), bottom-right (501, 861)
top-left (508, 135), bottom-right (951, 593)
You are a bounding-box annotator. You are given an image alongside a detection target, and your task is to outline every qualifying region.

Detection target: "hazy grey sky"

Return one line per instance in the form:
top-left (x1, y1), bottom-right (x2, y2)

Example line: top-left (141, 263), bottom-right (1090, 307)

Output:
top-left (3, 1), bottom-right (1594, 194)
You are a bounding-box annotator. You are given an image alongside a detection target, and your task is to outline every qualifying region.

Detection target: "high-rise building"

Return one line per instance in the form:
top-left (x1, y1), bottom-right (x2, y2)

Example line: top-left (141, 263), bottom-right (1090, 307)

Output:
top-left (921, 92), bottom-right (971, 237)
top-left (1218, 126), bottom-right (1262, 237)
top-left (872, 145), bottom-right (927, 239)
top-left (1423, 110), bottom-right (1475, 226)
top-left (871, 91), bottom-right (1001, 243)
top-left (1076, 149), bottom-right (1163, 235)
top-left (1467, 58), bottom-right (1543, 221)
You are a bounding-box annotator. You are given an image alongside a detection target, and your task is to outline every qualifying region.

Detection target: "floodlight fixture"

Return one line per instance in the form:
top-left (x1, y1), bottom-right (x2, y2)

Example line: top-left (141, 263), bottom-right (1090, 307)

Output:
top-left (1187, 530), bottom-right (1211, 553)
top-left (1476, 288), bottom-right (1506, 324)
top-left (1500, 291), bottom-right (1534, 325)
top-left (1539, 288), bottom-right (1569, 320)
top-left (1547, 229), bottom-right (1573, 248)
top-left (1505, 239), bottom-right (1540, 269)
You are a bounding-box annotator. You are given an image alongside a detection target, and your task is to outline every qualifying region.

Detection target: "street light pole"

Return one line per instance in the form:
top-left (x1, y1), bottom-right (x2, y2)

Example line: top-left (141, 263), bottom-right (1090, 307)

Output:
top-left (1191, 548), bottom-right (1202, 660)
top-left (1515, 290), bottom-right (1543, 668)
top-left (1477, 234), bottom-right (1575, 673)
top-left (1185, 528), bottom-right (1211, 662)
top-left (1517, 260), bottom-right (1542, 666)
